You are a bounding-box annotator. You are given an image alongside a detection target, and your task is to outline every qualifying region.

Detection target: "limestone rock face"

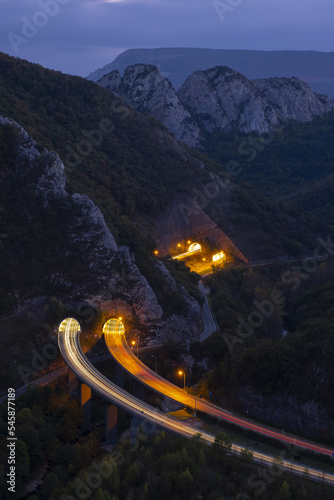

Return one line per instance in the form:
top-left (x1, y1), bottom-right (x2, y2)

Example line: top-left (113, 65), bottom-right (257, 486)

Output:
top-left (98, 65), bottom-right (202, 147)
top-left (178, 66), bottom-right (280, 135)
top-left (0, 115), bottom-right (67, 198)
top-left (98, 64), bottom-right (334, 148)
top-left (252, 76), bottom-right (334, 122)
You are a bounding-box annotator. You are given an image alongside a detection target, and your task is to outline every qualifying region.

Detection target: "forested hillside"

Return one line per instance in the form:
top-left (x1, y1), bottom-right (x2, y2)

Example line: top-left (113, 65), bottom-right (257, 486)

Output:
top-left (205, 112), bottom-right (334, 224)
top-left (1, 51), bottom-right (329, 264)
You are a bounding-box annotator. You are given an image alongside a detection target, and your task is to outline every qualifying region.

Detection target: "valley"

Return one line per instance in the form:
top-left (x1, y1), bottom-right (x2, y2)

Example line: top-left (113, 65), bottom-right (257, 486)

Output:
top-left (0, 48), bottom-right (334, 499)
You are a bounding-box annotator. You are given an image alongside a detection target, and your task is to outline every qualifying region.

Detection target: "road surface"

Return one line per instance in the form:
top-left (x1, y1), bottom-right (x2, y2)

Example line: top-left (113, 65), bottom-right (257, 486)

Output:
top-left (103, 319), bottom-right (334, 458)
top-left (195, 280), bottom-right (218, 341)
top-left (0, 354), bottom-right (112, 404)
top-left (59, 318), bottom-right (334, 486)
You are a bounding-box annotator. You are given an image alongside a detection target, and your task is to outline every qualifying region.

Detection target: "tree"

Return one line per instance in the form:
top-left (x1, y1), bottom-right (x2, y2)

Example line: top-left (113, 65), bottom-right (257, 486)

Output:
top-left (212, 432), bottom-right (232, 460)
top-left (40, 472), bottom-right (61, 499)
top-left (92, 490), bottom-right (112, 500)
top-left (16, 408), bottom-right (33, 425)
top-left (176, 468), bottom-right (194, 496)
top-left (275, 480), bottom-right (293, 500)
top-left (16, 423), bottom-right (44, 466)
top-left (241, 447), bottom-right (254, 463)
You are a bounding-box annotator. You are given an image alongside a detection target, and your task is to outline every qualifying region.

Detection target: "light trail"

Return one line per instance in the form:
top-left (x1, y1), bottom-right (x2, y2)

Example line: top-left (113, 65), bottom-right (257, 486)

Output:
top-left (172, 242), bottom-right (202, 260)
top-left (103, 319), bottom-right (334, 458)
top-left (58, 318), bottom-right (334, 486)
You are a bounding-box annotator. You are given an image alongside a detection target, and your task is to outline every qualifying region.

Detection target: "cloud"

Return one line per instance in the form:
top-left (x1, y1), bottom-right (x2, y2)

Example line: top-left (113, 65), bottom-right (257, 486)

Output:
top-left (0, 0), bottom-right (333, 77)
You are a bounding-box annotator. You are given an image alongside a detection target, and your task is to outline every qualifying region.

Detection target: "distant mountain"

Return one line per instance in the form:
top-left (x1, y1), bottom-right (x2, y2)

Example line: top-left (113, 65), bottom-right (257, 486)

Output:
top-left (87, 48), bottom-right (334, 99)
top-left (98, 64), bottom-right (334, 148)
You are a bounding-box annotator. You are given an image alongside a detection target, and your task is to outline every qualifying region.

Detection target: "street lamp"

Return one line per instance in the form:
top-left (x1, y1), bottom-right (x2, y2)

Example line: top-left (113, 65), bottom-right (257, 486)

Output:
top-left (178, 370), bottom-right (185, 390)
top-left (131, 340), bottom-right (138, 357)
top-left (151, 355), bottom-right (158, 373)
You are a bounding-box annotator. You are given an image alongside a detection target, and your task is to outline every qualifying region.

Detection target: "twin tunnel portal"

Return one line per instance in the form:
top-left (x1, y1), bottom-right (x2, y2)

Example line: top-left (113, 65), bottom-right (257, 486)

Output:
top-left (59, 317), bottom-right (150, 445)
top-left (172, 242), bottom-right (226, 263)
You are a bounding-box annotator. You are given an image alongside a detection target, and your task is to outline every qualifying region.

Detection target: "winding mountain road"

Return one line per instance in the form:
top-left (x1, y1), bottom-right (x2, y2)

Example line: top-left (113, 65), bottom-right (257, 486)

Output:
top-left (59, 318), bottom-right (334, 486)
top-left (103, 319), bottom-right (334, 458)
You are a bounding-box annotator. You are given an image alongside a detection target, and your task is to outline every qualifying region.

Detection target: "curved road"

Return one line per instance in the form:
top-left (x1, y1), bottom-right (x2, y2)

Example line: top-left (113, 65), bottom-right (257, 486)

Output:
top-left (58, 318), bottom-right (334, 486)
top-left (196, 280), bottom-right (218, 340)
top-left (103, 319), bottom-right (334, 458)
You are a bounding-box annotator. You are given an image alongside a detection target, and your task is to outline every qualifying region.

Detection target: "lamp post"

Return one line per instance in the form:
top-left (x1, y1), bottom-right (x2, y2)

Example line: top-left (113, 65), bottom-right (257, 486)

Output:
top-left (151, 355), bottom-right (157, 373)
top-left (178, 370), bottom-right (185, 390)
top-left (131, 340), bottom-right (138, 357)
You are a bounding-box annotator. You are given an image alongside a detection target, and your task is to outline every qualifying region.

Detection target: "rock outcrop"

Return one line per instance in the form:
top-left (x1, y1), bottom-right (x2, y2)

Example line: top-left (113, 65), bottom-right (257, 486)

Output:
top-left (178, 66), bottom-right (280, 135)
top-left (1, 117), bottom-right (201, 342)
top-left (98, 65), bottom-right (201, 147)
top-left (98, 64), bottom-right (334, 148)
top-left (252, 76), bottom-right (333, 122)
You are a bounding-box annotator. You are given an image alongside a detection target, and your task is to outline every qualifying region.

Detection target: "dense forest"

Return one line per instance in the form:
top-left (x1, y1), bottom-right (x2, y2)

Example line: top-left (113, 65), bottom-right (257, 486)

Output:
top-left (195, 259), bottom-right (334, 430)
top-left (204, 111), bottom-right (334, 224)
top-left (1, 385), bottom-right (333, 500)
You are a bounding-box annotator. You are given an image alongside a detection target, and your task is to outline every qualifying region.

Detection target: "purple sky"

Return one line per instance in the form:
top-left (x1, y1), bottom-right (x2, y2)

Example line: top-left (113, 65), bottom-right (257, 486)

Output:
top-left (1, 0), bottom-right (333, 77)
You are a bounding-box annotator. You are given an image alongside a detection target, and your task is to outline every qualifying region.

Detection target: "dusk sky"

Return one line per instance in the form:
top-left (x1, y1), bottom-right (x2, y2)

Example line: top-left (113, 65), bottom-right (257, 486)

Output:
top-left (1, 0), bottom-right (333, 77)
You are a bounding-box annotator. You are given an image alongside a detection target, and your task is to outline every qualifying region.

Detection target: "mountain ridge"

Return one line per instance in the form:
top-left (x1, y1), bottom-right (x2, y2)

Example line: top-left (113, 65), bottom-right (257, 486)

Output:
top-left (98, 63), bottom-right (334, 148)
top-left (87, 48), bottom-right (334, 98)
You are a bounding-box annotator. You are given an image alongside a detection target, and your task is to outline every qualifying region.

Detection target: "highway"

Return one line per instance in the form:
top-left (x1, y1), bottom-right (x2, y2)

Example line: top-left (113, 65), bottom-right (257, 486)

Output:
top-left (59, 318), bottom-right (334, 486)
top-left (0, 344), bottom-right (165, 405)
top-left (0, 355), bottom-right (111, 405)
top-left (103, 319), bottom-right (334, 458)
top-left (195, 280), bottom-right (218, 341)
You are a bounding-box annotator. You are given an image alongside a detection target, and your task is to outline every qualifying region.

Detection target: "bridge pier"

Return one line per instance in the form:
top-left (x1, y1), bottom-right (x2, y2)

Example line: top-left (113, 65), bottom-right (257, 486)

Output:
top-left (68, 368), bottom-right (79, 396)
top-left (80, 383), bottom-right (92, 430)
top-left (105, 404), bottom-right (118, 444)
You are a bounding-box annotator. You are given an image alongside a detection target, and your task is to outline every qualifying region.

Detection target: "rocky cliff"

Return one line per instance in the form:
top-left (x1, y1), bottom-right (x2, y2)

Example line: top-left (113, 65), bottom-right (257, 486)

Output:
top-left (98, 64), bottom-right (334, 148)
top-left (252, 76), bottom-right (333, 123)
top-left (98, 65), bottom-right (201, 147)
top-left (0, 117), bottom-right (201, 344)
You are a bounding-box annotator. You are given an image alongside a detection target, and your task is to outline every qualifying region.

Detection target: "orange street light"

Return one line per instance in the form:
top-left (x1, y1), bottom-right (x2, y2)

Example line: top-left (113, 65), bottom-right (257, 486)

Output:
top-left (178, 370), bottom-right (185, 390)
top-left (154, 250), bottom-right (158, 255)
top-left (131, 340), bottom-right (139, 357)
top-left (177, 243), bottom-right (181, 248)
